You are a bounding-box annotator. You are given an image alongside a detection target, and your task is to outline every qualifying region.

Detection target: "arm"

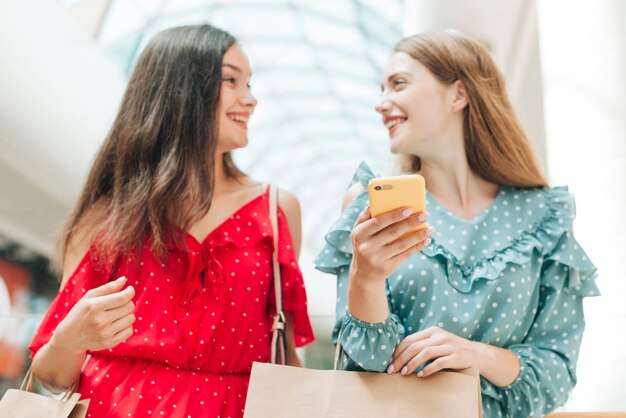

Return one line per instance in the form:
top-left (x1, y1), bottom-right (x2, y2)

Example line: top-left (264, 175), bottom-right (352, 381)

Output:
top-left (31, 226), bottom-right (135, 389)
top-left (335, 185), bottom-right (432, 371)
top-left (480, 258), bottom-right (593, 416)
top-left (389, 239), bottom-right (595, 416)
top-left (278, 189), bottom-right (303, 366)
top-left (32, 278), bottom-right (135, 388)
top-left (347, 196), bottom-right (431, 323)
top-left (342, 183), bottom-right (388, 324)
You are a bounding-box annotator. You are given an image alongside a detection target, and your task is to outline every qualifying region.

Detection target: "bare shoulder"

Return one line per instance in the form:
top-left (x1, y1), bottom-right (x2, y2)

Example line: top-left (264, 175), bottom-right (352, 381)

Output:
top-left (275, 187), bottom-right (302, 256)
top-left (60, 201), bottom-right (107, 288)
top-left (276, 188), bottom-right (301, 219)
top-left (342, 182), bottom-right (367, 211)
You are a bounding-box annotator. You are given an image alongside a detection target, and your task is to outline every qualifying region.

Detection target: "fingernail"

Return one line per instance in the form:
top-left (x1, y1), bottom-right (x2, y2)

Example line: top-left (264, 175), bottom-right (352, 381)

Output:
top-left (424, 238), bottom-right (432, 246)
top-left (116, 276), bottom-right (127, 282)
top-left (402, 208), bottom-right (413, 218)
top-left (417, 371), bottom-right (424, 378)
top-left (401, 366), bottom-right (408, 375)
top-left (418, 213), bottom-right (428, 222)
top-left (426, 226), bottom-right (435, 236)
top-left (386, 365), bottom-right (394, 374)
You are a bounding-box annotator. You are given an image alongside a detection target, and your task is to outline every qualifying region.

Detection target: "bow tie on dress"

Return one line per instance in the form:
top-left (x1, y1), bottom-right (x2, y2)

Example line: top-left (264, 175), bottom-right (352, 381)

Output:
top-left (179, 250), bottom-right (224, 308)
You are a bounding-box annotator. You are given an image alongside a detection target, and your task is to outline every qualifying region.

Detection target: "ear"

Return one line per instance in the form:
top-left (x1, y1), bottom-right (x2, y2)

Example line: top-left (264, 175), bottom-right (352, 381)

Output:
top-left (451, 80), bottom-right (469, 112)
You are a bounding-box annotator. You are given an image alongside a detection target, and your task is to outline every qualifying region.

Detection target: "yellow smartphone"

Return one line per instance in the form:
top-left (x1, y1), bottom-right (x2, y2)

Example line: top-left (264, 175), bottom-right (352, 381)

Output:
top-left (368, 174), bottom-right (427, 234)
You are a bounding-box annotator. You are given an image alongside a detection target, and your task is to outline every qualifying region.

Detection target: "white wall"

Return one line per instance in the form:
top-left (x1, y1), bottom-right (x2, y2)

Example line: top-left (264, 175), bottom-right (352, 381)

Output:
top-left (537, 0), bottom-right (626, 410)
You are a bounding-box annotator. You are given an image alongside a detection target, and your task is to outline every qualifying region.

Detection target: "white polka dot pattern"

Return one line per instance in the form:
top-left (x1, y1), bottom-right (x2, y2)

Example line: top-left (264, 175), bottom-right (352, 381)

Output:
top-left (30, 189), bottom-right (314, 417)
top-left (315, 162), bottom-right (599, 418)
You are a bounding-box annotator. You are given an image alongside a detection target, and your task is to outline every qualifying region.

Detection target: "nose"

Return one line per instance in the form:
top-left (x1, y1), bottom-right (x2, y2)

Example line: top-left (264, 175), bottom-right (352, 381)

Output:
top-left (375, 98), bottom-right (392, 114)
top-left (241, 89), bottom-right (257, 108)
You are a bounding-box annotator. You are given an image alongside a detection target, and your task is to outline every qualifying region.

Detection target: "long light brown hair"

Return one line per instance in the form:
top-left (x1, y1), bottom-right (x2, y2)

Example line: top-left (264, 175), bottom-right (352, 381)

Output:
top-left (395, 31), bottom-right (548, 188)
top-left (59, 24), bottom-right (243, 269)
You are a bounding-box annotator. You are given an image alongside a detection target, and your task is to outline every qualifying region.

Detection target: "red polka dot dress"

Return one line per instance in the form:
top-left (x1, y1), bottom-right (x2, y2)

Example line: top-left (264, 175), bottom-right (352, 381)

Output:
top-left (30, 188), bottom-right (314, 417)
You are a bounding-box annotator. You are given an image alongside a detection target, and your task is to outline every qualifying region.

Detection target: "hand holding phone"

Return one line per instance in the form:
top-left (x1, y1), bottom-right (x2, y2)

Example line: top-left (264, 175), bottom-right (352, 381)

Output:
top-left (368, 174), bottom-right (427, 237)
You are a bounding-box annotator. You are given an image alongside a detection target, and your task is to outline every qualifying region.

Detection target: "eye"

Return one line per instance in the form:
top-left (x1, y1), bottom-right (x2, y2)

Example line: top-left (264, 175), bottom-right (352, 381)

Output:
top-left (222, 76), bottom-right (236, 84)
top-left (393, 78), bottom-right (407, 87)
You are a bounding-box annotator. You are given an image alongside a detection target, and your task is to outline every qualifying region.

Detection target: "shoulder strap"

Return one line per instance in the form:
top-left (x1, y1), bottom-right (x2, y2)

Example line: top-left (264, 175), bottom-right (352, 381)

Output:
top-left (268, 184), bottom-right (287, 365)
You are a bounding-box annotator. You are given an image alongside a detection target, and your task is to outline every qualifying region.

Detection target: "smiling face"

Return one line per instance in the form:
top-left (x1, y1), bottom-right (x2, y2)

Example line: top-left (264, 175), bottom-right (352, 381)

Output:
top-left (216, 43), bottom-right (257, 154)
top-left (376, 52), bottom-right (462, 157)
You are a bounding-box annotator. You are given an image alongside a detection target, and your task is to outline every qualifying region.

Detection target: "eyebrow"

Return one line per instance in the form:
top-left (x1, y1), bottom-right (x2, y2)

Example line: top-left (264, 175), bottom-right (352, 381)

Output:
top-left (222, 63), bottom-right (241, 73)
top-left (222, 63), bottom-right (252, 77)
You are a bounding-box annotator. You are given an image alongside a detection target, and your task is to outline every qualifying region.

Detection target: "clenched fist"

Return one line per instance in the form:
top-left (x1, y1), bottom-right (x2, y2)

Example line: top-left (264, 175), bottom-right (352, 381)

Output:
top-left (51, 276), bottom-right (136, 353)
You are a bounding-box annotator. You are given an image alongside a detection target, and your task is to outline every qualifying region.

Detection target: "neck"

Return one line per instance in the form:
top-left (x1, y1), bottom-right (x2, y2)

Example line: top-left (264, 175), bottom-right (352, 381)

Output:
top-left (417, 133), bottom-right (498, 214)
top-left (212, 152), bottom-right (250, 195)
top-left (212, 153), bottom-right (232, 195)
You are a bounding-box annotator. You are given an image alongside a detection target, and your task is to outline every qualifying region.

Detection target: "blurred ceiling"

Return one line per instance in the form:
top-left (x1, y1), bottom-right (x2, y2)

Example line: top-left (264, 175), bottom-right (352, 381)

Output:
top-left (0, 0), bottom-right (544, 259)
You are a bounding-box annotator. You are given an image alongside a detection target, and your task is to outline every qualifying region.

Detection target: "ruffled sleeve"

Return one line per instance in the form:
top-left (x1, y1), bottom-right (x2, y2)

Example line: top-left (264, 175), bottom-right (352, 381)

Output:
top-left (315, 161), bottom-right (374, 276)
top-left (480, 187), bottom-right (599, 417)
top-left (272, 208), bottom-right (315, 347)
top-left (29, 250), bottom-right (111, 357)
top-left (314, 162), bottom-right (405, 371)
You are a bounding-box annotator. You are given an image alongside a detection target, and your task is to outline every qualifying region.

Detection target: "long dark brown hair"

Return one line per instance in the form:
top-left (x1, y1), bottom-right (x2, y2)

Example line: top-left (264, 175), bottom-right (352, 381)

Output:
top-left (395, 31), bottom-right (548, 188)
top-left (59, 24), bottom-right (243, 269)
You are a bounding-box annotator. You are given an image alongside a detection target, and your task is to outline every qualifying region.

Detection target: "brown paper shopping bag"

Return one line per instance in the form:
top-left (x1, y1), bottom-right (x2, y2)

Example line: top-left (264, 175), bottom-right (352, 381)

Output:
top-left (245, 184), bottom-right (482, 417)
top-left (0, 367), bottom-right (89, 418)
top-left (244, 362), bottom-right (482, 418)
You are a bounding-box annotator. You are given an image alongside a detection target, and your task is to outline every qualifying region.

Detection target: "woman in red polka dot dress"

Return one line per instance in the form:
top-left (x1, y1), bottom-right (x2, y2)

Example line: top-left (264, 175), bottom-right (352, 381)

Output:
top-left (28, 24), bottom-right (314, 418)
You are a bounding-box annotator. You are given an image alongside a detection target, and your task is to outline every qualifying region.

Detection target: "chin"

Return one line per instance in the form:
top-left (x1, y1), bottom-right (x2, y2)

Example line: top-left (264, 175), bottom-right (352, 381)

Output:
top-left (220, 137), bottom-right (248, 152)
top-left (388, 137), bottom-right (407, 155)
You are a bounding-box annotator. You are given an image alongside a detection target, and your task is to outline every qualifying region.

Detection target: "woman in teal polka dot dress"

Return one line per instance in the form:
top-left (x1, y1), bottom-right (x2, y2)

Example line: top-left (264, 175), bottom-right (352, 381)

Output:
top-left (314, 31), bottom-right (598, 418)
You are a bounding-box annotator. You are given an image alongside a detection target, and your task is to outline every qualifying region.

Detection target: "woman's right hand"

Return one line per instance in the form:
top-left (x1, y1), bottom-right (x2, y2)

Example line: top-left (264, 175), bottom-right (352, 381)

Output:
top-left (350, 206), bottom-right (434, 285)
top-left (51, 276), bottom-right (136, 354)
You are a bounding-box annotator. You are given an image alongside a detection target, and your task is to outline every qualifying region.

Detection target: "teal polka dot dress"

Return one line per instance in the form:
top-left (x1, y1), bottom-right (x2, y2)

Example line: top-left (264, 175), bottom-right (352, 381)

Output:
top-left (314, 162), bottom-right (599, 418)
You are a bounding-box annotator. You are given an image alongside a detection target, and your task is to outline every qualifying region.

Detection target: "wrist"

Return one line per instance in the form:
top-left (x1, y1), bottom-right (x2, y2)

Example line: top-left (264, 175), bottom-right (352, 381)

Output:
top-left (49, 330), bottom-right (87, 356)
top-left (469, 341), bottom-right (521, 387)
top-left (347, 274), bottom-right (389, 323)
top-left (349, 272), bottom-right (386, 290)
top-left (468, 340), bottom-right (490, 374)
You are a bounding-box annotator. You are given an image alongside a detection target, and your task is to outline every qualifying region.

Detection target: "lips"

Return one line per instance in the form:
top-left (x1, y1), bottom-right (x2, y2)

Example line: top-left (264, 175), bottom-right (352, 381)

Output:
top-left (227, 112), bottom-right (250, 130)
top-left (384, 116), bottom-right (406, 135)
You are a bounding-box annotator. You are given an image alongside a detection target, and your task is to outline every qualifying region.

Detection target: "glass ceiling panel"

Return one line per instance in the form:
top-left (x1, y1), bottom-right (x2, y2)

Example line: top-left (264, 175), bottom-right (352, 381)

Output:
top-left (298, 0), bottom-right (357, 21)
top-left (63, 0), bottom-right (404, 253)
top-left (97, 0), bottom-right (147, 45)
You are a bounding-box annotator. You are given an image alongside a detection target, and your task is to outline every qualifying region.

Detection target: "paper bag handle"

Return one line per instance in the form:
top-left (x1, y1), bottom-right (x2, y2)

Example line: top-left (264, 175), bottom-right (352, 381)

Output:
top-left (333, 329), bottom-right (346, 371)
top-left (20, 366), bottom-right (79, 400)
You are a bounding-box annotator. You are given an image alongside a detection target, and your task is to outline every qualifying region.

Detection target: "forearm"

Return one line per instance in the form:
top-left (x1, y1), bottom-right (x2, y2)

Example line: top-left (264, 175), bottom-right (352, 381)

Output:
top-left (284, 312), bottom-right (302, 367)
top-left (347, 277), bottom-right (388, 323)
top-left (32, 334), bottom-right (87, 389)
top-left (472, 341), bottom-right (520, 387)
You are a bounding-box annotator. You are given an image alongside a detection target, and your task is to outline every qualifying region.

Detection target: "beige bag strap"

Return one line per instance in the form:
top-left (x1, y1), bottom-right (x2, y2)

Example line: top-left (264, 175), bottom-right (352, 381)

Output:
top-left (268, 184), bottom-right (286, 365)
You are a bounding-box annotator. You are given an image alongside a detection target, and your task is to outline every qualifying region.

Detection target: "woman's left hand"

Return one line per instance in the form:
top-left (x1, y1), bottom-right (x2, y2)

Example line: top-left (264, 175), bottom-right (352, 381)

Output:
top-left (387, 326), bottom-right (479, 377)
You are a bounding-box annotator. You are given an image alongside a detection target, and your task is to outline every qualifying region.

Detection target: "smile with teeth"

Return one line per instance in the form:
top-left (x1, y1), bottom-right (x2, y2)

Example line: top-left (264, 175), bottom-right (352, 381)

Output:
top-left (385, 117), bottom-right (406, 131)
top-left (228, 113), bottom-right (249, 129)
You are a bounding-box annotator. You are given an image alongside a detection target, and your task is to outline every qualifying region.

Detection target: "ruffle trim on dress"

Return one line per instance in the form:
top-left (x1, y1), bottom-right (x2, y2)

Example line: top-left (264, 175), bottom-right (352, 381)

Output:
top-left (314, 162), bottom-right (373, 275)
top-left (421, 186), bottom-right (597, 294)
top-left (314, 162), bottom-right (598, 296)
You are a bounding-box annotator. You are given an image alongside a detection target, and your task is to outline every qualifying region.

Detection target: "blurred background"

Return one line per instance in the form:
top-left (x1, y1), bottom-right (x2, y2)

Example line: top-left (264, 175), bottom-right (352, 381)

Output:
top-left (0, 0), bottom-right (624, 411)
